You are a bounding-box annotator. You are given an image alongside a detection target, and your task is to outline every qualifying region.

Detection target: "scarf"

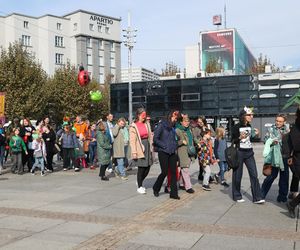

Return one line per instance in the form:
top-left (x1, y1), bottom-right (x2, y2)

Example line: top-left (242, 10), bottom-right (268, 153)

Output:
top-left (177, 124), bottom-right (193, 146)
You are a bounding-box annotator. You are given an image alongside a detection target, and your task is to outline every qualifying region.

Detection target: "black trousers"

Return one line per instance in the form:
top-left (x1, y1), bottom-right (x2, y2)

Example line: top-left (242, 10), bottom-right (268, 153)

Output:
top-left (99, 164), bottom-right (108, 177)
top-left (63, 148), bottom-right (77, 169)
top-left (46, 151), bottom-right (54, 171)
top-left (232, 149), bottom-right (262, 202)
top-left (153, 151), bottom-right (178, 197)
top-left (137, 166), bottom-right (150, 188)
top-left (290, 173), bottom-right (299, 193)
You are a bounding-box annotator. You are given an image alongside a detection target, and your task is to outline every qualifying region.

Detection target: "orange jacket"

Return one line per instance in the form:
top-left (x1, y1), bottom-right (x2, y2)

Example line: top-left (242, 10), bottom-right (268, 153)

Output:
top-left (74, 122), bottom-right (88, 138)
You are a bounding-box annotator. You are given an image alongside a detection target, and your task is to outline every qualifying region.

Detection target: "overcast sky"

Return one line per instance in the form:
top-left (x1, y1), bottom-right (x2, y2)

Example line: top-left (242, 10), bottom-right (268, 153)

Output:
top-left (1, 0), bottom-right (299, 73)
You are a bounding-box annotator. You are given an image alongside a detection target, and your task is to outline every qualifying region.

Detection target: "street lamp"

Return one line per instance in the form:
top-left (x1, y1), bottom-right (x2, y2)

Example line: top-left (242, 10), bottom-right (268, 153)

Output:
top-left (123, 12), bottom-right (137, 123)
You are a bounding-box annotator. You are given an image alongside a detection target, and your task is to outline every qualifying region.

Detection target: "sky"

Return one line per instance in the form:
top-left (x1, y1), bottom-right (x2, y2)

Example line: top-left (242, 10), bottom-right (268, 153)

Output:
top-left (1, 0), bottom-right (300, 73)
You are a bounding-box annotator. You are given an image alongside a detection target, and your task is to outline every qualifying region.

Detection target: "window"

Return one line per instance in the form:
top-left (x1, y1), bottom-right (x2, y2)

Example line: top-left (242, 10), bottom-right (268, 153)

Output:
top-left (73, 23), bottom-right (78, 31)
top-left (98, 25), bottom-right (102, 33)
top-left (57, 23), bottom-right (62, 30)
top-left (98, 40), bottom-right (103, 50)
top-left (99, 67), bottom-right (104, 83)
top-left (89, 24), bottom-right (94, 31)
top-left (55, 53), bottom-right (64, 64)
top-left (181, 93), bottom-right (200, 102)
top-left (87, 54), bottom-right (92, 65)
top-left (110, 53), bottom-right (115, 68)
top-left (87, 38), bottom-right (92, 48)
top-left (24, 21), bottom-right (28, 29)
top-left (99, 55), bottom-right (104, 67)
top-left (55, 36), bottom-right (64, 47)
top-left (105, 27), bottom-right (110, 34)
top-left (21, 35), bottom-right (31, 46)
top-left (110, 42), bottom-right (115, 51)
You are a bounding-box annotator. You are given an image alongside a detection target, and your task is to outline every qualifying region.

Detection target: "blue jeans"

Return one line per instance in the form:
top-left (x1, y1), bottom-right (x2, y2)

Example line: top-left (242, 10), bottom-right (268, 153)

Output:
top-left (88, 143), bottom-right (97, 164)
top-left (261, 158), bottom-right (289, 202)
top-left (232, 150), bottom-right (262, 202)
top-left (32, 157), bottom-right (45, 172)
top-left (116, 158), bottom-right (126, 176)
top-left (218, 161), bottom-right (228, 181)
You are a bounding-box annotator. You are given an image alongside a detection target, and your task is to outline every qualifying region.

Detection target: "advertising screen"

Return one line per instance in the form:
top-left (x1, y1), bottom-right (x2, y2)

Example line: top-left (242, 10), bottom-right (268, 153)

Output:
top-left (201, 30), bottom-right (234, 71)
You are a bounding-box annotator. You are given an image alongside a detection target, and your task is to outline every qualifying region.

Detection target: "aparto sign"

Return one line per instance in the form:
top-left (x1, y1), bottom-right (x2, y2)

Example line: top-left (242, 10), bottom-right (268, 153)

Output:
top-left (90, 15), bottom-right (113, 26)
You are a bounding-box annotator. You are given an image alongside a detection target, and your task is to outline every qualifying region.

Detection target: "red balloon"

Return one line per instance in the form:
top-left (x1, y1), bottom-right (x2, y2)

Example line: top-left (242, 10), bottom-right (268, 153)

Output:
top-left (77, 70), bottom-right (90, 86)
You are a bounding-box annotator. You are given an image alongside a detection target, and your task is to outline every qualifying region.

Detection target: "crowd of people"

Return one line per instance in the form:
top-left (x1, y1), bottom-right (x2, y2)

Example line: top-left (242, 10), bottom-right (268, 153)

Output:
top-left (0, 106), bottom-right (299, 218)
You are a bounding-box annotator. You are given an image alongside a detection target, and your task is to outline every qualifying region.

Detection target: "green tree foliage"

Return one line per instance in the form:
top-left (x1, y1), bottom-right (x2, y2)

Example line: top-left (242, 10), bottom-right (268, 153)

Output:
top-left (0, 42), bottom-right (48, 120)
top-left (249, 53), bottom-right (280, 74)
top-left (205, 57), bottom-right (221, 73)
top-left (46, 62), bottom-right (109, 124)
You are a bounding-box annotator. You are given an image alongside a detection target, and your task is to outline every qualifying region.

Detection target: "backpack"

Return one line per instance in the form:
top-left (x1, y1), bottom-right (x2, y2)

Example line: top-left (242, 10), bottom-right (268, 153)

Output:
top-left (225, 142), bottom-right (239, 170)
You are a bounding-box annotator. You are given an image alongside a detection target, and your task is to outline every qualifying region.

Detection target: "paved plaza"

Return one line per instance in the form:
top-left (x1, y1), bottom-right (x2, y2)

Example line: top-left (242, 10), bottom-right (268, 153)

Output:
top-left (0, 143), bottom-right (299, 250)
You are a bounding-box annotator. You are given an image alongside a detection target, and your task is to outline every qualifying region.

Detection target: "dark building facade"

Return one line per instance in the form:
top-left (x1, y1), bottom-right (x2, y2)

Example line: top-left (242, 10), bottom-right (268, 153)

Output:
top-left (111, 73), bottom-right (300, 138)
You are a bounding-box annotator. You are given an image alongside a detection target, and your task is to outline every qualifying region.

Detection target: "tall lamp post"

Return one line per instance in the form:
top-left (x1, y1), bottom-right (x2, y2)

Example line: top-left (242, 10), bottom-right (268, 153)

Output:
top-left (123, 12), bottom-right (137, 123)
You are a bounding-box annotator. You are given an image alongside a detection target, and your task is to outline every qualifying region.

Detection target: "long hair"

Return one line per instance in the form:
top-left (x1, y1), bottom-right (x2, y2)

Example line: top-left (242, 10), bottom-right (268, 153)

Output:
top-left (216, 127), bottom-right (225, 140)
top-left (135, 107), bottom-right (146, 122)
top-left (166, 110), bottom-right (180, 123)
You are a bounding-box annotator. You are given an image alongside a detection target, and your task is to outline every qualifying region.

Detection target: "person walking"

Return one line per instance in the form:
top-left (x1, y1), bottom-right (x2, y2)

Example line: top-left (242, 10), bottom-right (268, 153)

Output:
top-left (231, 107), bottom-right (265, 204)
top-left (129, 108), bottom-right (153, 194)
top-left (286, 108), bottom-right (300, 218)
top-left (113, 118), bottom-right (128, 180)
top-left (97, 121), bottom-right (112, 181)
top-left (176, 116), bottom-right (195, 193)
top-left (153, 110), bottom-right (180, 199)
top-left (261, 114), bottom-right (290, 202)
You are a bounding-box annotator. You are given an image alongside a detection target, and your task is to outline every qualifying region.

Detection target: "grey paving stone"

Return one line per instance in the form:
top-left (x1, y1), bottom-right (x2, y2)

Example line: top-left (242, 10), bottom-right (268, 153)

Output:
top-left (191, 234), bottom-right (295, 250)
top-left (0, 215), bottom-right (64, 232)
top-left (2, 237), bottom-right (76, 250)
top-left (0, 228), bottom-right (32, 247)
top-left (37, 202), bottom-right (101, 214)
top-left (128, 230), bottom-right (202, 249)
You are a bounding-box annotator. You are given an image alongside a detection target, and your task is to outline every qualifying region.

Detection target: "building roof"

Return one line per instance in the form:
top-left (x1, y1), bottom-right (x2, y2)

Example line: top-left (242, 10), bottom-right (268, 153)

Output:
top-left (63, 9), bottom-right (121, 22)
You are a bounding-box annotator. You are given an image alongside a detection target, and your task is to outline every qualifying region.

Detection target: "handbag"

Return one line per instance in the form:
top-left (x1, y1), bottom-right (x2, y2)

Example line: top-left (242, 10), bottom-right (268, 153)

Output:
top-left (187, 145), bottom-right (196, 157)
top-left (53, 143), bottom-right (61, 155)
top-left (263, 164), bottom-right (272, 176)
top-left (225, 142), bottom-right (239, 170)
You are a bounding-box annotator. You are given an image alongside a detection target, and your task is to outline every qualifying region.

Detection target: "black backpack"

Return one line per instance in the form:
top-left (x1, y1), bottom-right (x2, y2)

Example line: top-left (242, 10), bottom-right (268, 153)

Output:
top-left (225, 142), bottom-right (239, 170)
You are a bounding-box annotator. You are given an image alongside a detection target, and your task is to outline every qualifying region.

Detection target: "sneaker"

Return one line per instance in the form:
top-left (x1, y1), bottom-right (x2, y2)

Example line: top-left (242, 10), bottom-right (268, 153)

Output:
top-left (106, 168), bottom-right (113, 173)
top-left (179, 186), bottom-right (186, 190)
top-left (186, 188), bottom-right (195, 194)
top-left (90, 165), bottom-right (96, 170)
top-left (202, 185), bottom-right (211, 191)
top-left (101, 176), bottom-right (109, 181)
top-left (137, 187), bottom-right (146, 194)
top-left (30, 168), bottom-right (35, 175)
top-left (74, 167), bottom-right (80, 172)
top-left (63, 168), bottom-right (68, 171)
top-left (221, 181), bottom-right (230, 187)
top-left (120, 176), bottom-right (128, 180)
top-left (236, 199), bottom-right (245, 203)
top-left (41, 171), bottom-right (45, 176)
top-left (114, 169), bottom-right (120, 177)
top-left (254, 199), bottom-right (265, 204)
top-left (46, 168), bottom-right (53, 173)
top-left (286, 202), bottom-right (296, 218)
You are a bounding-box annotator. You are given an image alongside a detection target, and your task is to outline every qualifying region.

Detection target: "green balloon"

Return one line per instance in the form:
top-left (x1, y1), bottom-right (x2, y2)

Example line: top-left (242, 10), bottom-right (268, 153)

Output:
top-left (90, 90), bottom-right (103, 102)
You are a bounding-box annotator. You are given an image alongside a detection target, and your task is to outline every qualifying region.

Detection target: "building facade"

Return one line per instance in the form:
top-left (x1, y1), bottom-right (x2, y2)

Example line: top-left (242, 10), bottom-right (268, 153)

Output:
top-left (186, 28), bottom-right (256, 77)
top-left (111, 71), bottom-right (300, 138)
top-left (121, 67), bottom-right (160, 82)
top-left (0, 9), bottom-right (121, 83)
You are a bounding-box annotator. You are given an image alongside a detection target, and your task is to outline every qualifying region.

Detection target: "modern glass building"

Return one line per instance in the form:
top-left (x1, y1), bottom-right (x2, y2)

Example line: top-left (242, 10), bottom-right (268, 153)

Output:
top-left (111, 72), bottom-right (300, 137)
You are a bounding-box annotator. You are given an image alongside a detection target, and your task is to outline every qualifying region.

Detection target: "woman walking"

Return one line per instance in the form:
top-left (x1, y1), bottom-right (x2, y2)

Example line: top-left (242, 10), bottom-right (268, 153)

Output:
top-left (97, 121), bottom-right (112, 181)
top-left (231, 107), bottom-right (265, 204)
top-left (153, 110), bottom-right (180, 199)
top-left (129, 108), bottom-right (153, 194)
top-left (176, 116), bottom-right (195, 193)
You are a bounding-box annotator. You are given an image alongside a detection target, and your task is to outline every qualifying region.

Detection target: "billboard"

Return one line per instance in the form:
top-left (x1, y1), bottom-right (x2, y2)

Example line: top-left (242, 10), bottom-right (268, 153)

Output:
top-left (235, 31), bottom-right (256, 74)
top-left (201, 29), bottom-right (234, 72)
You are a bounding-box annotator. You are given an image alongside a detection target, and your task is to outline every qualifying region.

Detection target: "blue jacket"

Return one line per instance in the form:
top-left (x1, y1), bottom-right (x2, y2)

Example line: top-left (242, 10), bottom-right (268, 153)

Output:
top-left (153, 120), bottom-right (177, 155)
top-left (57, 129), bottom-right (79, 149)
top-left (214, 138), bottom-right (227, 162)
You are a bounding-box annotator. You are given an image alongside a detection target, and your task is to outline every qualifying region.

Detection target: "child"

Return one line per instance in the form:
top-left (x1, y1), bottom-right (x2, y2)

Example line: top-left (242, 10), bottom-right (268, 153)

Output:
top-left (198, 128), bottom-right (216, 191)
top-left (214, 127), bottom-right (229, 187)
top-left (9, 128), bottom-right (28, 174)
top-left (31, 133), bottom-right (47, 176)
